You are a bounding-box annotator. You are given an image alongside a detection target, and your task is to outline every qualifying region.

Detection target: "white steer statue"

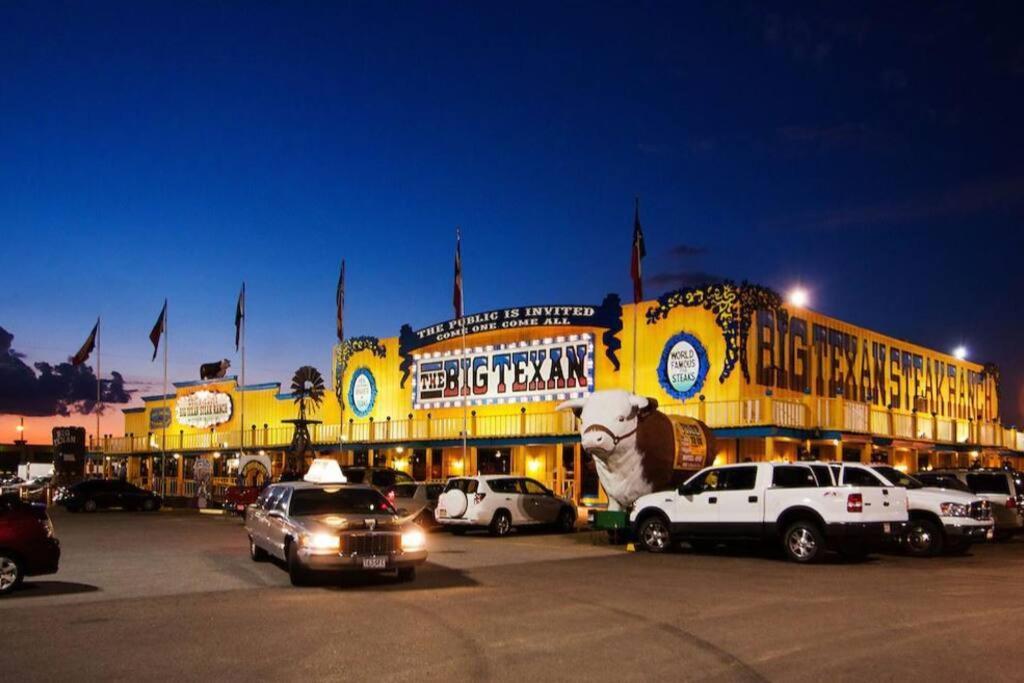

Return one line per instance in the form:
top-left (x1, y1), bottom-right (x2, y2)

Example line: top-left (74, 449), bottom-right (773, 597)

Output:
top-left (558, 390), bottom-right (713, 511)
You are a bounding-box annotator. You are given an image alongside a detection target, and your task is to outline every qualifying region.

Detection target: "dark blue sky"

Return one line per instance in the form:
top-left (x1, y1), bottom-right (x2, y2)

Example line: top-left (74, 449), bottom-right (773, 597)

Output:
top-left (2, 1), bottom-right (1023, 438)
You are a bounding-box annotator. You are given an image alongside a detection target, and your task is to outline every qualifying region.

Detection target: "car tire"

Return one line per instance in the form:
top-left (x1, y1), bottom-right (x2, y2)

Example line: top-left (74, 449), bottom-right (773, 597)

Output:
top-left (637, 516), bottom-right (671, 553)
top-left (782, 520), bottom-right (825, 563)
top-left (142, 498), bottom-right (156, 512)
top-left (249, 536), bottom-right (268, 562)
top-left (489, 510), bottom-right (512, 537)
top-left (396, 567), bottom-right (416, 582)
top-left (556, 507), bottom-right (576, 533)
top-left (905, 518), bottom-right (944, 557)
top-left (83, 499), bottom-right (98, 513)
top-left (287, 541), bottom-right (311, 586)
top-left (0, 554), bottom-right (23, 596)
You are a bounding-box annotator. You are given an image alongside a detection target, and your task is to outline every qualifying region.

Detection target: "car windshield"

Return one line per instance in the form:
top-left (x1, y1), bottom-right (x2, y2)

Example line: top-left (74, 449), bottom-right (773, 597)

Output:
top-left (916, 474), bottom-right (971, 493)
top-left (289, 487), bottom-right (396, 516)
top-left (873, 466), bottom-right (924, 489)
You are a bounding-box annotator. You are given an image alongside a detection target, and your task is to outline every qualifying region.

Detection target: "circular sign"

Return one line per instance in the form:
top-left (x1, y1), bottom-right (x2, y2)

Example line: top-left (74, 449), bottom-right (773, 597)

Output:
top-left (348, 367), bottom-right (377, 418)
top-left (658, 332), bottom-right (708, 401)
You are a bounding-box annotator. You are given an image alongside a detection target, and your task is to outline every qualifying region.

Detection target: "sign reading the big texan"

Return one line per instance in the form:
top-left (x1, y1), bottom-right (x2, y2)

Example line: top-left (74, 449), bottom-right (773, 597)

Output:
top-left (398, 293), bottom-right (622, 388)
top-left (413, 335), bottom-right (595, 409)
top-left (176, 390), bottom-right (233, 429)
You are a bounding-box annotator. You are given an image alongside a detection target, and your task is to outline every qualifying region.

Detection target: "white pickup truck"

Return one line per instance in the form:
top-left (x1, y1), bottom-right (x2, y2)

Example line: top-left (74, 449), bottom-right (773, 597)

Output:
top-left (629, 461), bottom-right (909, 563)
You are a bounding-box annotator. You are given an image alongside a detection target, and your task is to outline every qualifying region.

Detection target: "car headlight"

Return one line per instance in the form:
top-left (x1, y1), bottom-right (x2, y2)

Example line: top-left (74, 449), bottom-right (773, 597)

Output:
top-left (300, 533), bottom-right (340, 551)
top-left (940, 502), bottom-right (969, 517)
top-left (401, 528), bottom-right (426, 551)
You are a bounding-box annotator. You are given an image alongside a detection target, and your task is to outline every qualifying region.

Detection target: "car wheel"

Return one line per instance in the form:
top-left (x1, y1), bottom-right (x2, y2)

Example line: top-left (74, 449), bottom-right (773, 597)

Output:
top-left (783, 521), bottom-right (824, 563)
top-left (396, 567), bottom-right (416, 582)
top-left (287, 541), bottom-right (311, 586)
top-left (141, 498), bottom-right (156, 512)
top-left (556, 507), bottom-right (576, 533)
top-left (489, 510), bottom-right (512, 537)
top-left (637, 516), bottom-right (671, 553)
top-left (0, 554), bottom-right (23, 596)
top-left (905, 519), bottom-right (944, 557)
top-left (83, 498), bottom-right (98, 513)
top-left (249, 536), bottom-right (268, 562)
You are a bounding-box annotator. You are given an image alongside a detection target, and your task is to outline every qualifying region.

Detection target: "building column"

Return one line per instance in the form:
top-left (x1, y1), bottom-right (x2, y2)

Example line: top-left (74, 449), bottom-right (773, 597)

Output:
top-left (860, 442), bottom-right (872, 465)
top-left (764, 437), bottom-right (775, 462)
top-left (573, 443), bottom-right (582, 505)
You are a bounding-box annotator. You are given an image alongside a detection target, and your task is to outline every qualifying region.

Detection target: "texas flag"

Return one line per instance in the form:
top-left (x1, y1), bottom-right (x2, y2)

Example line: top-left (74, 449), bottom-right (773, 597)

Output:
top-left (453, 228), bottom-right (463, 319)
top-left (631, 198), bottom-right (646, 303)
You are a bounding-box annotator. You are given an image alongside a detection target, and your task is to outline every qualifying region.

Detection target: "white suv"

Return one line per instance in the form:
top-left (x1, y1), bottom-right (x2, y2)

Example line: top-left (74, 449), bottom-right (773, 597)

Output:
top-left (435, 475), bottom-right (577, 537)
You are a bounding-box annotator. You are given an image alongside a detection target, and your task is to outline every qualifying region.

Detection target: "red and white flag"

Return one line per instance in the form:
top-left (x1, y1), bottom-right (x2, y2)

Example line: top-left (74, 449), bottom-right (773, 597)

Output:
top-left (452, 228), bottom-right (463, 319)
top-left (630, 198), bottom-right (646, 303)
top-left (149, 300), bottom-right (167, 361)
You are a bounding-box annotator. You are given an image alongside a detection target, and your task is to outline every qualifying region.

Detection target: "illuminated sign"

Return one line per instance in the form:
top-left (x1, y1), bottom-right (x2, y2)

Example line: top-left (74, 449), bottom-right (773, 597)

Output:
top-left (175, 390), bottom-right (233, 428)
top-left (658, 332), bottom-right (708, 401)
top-left (348, 367), bottom-right (377, 418)
top-left (413, 334), bottom-right (594, 409)
top-left (149, 407), bottom-right (171, 430)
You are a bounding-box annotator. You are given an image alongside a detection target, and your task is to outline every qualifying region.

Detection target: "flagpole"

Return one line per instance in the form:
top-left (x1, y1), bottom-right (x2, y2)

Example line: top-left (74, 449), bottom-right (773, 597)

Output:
top-left (96, 317), bottom-right (102, 453)
top-left (162, 301), bottom-right (168, 498)
top-left (240, 283), bottom-right (246, 455)
top-left (632, 302), bottom-right (638, 393)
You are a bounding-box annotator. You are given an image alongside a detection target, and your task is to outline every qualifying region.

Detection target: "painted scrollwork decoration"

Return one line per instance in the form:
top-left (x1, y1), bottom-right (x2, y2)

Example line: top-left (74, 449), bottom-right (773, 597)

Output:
top-left (334, 336), bottom-right (387, 409)
top-left (645, 281), bottom-right (787, 384)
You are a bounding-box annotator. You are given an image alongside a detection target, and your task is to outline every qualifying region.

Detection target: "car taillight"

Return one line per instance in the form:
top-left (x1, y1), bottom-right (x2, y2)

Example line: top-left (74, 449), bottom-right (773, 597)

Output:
top-left (473, 493), bottom-right (487, 505)
top-left (387, 490), bottom-right (396, 503)
top-left (847, 493), bottom-right (863, 513)
top-left (1007, 496), bottom-right (1017, 509)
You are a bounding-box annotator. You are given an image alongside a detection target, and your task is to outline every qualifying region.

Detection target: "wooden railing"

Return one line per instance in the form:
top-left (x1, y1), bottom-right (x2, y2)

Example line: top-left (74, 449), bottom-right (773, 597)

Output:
top-left (98, 397), bottom-right (1023, 454)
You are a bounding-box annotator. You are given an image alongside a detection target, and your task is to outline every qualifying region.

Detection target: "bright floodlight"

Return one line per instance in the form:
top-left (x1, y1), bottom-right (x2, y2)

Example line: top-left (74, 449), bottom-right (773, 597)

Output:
top-left (953, 346), bottom-right (967, 360)
top-left (788, 287), bottom-right (809, 308)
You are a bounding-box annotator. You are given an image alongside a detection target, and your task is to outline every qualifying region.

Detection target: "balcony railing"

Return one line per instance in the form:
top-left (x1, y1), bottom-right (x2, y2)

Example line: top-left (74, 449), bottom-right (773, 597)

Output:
top-left (97, 396), bottom-right (1022, 455)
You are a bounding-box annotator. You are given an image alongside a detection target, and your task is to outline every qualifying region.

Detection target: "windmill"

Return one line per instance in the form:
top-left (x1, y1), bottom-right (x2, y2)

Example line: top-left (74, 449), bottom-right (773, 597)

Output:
top-left (283, 366), bottom-right (325, 476)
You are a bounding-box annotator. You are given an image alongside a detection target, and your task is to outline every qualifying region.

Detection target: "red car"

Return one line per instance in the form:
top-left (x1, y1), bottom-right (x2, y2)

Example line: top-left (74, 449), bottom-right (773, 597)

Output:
top-left (222, 485), bottom-right (263, 515)
top-left (0, 495), bottom-right (60, 596)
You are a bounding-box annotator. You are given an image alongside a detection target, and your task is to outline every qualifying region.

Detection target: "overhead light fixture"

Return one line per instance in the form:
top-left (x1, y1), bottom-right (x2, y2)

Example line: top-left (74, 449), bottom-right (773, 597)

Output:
top-left (787, 287), bottom-right (809, 308)
top-left (953, 346), bottom-right (967, 360)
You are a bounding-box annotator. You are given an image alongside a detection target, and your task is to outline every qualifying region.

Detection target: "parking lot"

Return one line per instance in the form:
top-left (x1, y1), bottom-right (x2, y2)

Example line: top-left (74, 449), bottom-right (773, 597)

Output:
top-left (1, 509), bottom-right (1022, 681)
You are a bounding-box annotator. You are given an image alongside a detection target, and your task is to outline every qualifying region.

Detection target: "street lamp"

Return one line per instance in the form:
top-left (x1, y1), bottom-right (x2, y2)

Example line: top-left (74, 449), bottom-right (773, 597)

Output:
top-left (953, 346), bottom-right (967, 360)
top-left (787, 287), bottom-right (809, 308)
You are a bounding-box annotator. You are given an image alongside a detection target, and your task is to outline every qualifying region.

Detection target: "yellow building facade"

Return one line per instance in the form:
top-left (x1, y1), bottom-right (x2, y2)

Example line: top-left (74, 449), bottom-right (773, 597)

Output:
top-left (103, 283), bottom-right (1021, 503)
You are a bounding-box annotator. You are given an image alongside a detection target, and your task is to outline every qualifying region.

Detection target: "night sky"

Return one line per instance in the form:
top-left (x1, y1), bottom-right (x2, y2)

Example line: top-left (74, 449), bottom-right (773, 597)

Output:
top-left (2, 1), bottom-right (1023, 442)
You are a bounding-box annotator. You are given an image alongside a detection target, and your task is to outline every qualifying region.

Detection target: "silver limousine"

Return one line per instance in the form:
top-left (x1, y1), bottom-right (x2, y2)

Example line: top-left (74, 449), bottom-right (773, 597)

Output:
top-left (245, 480), bottom-right (428, 585)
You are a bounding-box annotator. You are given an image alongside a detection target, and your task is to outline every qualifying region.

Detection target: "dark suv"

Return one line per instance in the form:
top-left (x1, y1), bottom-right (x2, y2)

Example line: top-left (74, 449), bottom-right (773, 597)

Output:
top-left (0, 495), bottom-right (60, 595)
top-left (59, 479), bottom-right (162, 513)
top-left (341, 467), bottom-right (415, 490)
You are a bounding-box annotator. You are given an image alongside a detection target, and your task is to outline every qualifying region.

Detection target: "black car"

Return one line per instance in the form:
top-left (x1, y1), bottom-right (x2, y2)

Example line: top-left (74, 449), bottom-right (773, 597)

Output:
top-left (341, 467), bottom-right (415, 490)
top-left (60, 479), bottom-right (162, 513)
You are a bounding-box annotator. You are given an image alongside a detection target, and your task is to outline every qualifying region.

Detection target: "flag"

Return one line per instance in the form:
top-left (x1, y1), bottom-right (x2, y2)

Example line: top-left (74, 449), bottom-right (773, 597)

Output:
top-left (630, 198), bottom-right (646, 303)
top-left (453, 228), bottom-right (463, 319)
top-left (336, 260), bottom-right (345, 343)
top-left (72, 318), bottom-right (99, 366)
top-left (150, 300), bottom-right (167, 361)
top-left (235, 282), bottom-right (245, 351)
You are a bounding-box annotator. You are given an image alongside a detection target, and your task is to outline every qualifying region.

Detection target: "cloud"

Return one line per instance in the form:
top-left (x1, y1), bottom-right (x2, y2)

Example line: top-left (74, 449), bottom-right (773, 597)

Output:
top-left (648, 271), bottom-right (726, 289)
top-left (0, 325), bottom-right (133, 417)
top-left (768, 175), bottom-right (1024, 231)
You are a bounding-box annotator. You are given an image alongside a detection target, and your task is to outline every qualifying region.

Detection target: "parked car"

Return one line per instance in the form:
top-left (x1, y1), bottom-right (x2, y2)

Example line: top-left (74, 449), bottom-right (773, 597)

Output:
top-left (0, 494), bottom-right (60, 596)
top-left (221, 484), bottom-right (264, 516)
top-left (341, 467), bottom-right (416, 490)
top-left (869, 465), bottom-right (993, 556)
top-left (924, 469), bottom-right (1023, 541)
top-left (382, 482), bottom-right (444, 528)
top-left (435, 475), bottom-right (577, 536)
top-left (59, 479), bottom-right (162, 513)
top-left (245, 480), bottom-right (427, 585)
top-left (629, 462), bottom-right (909, 563)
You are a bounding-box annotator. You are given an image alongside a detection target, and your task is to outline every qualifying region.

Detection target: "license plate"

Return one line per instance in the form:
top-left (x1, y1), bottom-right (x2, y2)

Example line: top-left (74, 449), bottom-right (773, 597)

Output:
top-left (362, 557), bottom-right (387, 570)
top-left (883, 523), bottom-right (892, 534)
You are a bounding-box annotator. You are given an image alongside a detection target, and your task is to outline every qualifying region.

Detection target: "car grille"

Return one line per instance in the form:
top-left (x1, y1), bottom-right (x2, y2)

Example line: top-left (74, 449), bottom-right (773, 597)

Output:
top-left (971, 501), bottom-right (992, 521)
top-left (341, 533), bottom-right (399, 555)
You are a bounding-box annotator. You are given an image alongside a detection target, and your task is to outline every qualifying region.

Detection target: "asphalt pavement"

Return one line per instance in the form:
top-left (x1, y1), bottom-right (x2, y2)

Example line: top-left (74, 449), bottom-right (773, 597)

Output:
top-left (1, 508), bottom-right (1022, 681)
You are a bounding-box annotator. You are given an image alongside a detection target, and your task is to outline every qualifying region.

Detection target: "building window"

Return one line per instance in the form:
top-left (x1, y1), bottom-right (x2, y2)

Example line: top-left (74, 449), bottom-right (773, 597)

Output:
top-left (477, 448), bottom-right (510, 475)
